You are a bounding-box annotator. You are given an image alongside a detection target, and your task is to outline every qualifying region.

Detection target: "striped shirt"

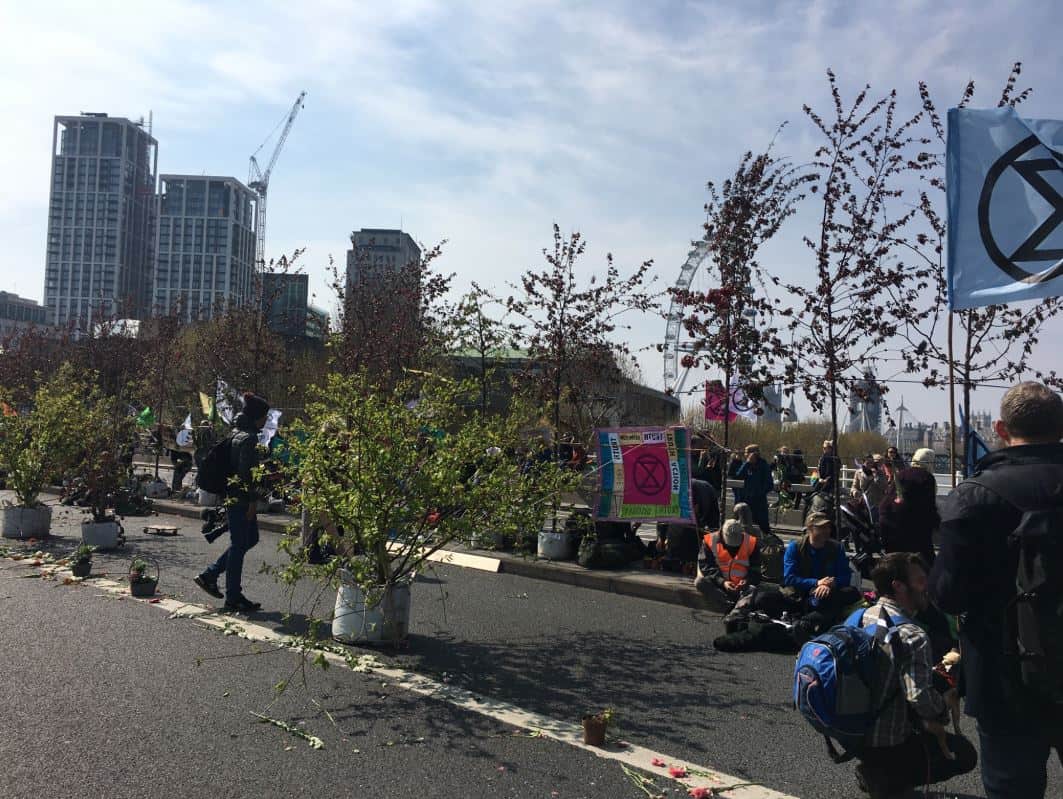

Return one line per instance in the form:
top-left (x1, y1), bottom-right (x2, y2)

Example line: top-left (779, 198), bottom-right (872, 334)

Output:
top-left (861, 598), bottom-right (948, 748)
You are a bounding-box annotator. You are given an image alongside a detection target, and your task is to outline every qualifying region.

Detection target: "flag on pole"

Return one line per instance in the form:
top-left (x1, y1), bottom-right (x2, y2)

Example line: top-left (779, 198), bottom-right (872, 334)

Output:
top-left (947, 106), bottom-right (1063, 309)
top-left (136, 406), bottom-right (156, 428)
top-left (199, 392), bottom-right (213, 417)
top-left (704, 380), bottom-right (759, 422)
top-left (215, 380), bottom-right (234, 424)
top-left (258, 410), bottom-right (283, 447)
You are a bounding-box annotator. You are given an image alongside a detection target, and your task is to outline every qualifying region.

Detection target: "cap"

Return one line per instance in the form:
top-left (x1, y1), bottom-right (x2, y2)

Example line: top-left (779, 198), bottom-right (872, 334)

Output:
top-left (806, 511), bottom-right (832, 528)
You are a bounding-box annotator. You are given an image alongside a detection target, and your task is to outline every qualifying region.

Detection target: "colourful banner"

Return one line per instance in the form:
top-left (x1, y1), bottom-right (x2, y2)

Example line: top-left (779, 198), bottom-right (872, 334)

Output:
top-left (593, 426), bottom-right (694, 524)
top-left (704, 380), bottom-right (758, 422)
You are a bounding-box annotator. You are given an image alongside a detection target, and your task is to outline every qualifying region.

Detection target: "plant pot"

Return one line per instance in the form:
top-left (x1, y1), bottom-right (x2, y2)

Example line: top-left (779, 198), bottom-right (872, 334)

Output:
top-left (198, 489), bottom-right (222, 507)
top-left (81, 520), bottom-right (123, 550)
top-left (71, 560), bottom-right (91, 578)
top-left (537, 530), bottom-right (575, 561)
top-left (129, 578), bottom-right (157, 597)
top-left (333, 574), bottom-right (412, 644)
top-left (1, 504), bottom-right (52, 539)
top-left (581, 715), bottom-right (607, 746)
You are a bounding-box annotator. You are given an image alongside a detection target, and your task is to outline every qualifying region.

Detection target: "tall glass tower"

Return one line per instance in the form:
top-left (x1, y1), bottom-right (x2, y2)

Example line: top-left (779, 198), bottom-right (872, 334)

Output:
top-left (43, 114), bottom-right (157, 329)
top-left (153, 175), bottom-right (257, 320)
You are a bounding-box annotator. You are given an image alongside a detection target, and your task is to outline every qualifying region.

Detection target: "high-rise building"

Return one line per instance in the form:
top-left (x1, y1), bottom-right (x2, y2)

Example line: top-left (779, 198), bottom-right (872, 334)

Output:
top-left (262, 272), bottom-right (309, 337)
top-left (44, 114), bottom-right (158, 328)
top-left (345, 228), bottom-right (421, 290)
top-left (153, 175), bottom-right (257, 321)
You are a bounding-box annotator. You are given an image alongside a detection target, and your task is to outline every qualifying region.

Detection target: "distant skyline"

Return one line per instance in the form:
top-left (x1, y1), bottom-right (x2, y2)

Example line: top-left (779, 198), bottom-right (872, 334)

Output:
top-left (2, 0), bottom-right (1060, 426)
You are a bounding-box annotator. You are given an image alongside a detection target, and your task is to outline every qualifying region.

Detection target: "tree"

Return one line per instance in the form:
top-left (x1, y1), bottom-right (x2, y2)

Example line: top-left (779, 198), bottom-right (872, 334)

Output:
top-left (447, 284), bottom-right (516, 418)
top-left (506, 225), bottom-right (658, 447)
top-left (783, 71), bottom-right (934, 512)
top-left (668, 141), bottom-right (811, 453)
top-left (888, 63), bottom-right (1063, 472)
top-left (330, 236), bottom-right (451, 390)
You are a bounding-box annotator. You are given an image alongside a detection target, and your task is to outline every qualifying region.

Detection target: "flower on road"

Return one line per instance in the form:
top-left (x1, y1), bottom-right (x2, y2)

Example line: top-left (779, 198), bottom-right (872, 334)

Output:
top-left (669, 766), bottom-right (688, 778)
top-left (651, 757), bottom-right (666, 767)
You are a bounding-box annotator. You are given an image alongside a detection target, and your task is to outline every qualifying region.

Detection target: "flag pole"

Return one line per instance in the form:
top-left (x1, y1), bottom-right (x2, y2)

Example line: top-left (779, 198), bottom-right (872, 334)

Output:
top-left (948, 311), bottom-right (958, 488)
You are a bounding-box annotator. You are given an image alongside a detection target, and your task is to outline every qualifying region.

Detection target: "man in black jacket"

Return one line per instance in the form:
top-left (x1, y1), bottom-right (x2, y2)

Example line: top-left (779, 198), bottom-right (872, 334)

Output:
top-left (930, 382), bottom-right (1063, 799)
top-left (194, 393), bottom-right (270, 612)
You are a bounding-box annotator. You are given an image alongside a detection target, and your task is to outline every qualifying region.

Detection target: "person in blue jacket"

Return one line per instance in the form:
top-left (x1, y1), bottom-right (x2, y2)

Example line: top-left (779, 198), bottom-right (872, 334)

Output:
top-left (782, 511), bottom-right (861, 619)
top-left (730, 444), bottom-right (774, 535)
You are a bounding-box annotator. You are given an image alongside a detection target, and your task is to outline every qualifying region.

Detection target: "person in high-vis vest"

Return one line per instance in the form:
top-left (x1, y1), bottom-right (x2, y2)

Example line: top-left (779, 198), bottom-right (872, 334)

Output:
top-left (695, 519), bottom-right (763, 613)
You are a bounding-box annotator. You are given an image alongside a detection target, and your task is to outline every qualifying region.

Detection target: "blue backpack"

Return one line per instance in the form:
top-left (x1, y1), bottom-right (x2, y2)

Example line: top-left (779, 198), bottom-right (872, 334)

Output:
top-left (792, 607), bottom-right (912, 762)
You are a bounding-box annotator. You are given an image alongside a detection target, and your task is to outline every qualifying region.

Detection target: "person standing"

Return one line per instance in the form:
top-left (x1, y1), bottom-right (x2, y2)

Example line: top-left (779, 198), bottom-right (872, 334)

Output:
top-left (878, 466), bottom-right (938, 565)
top-left (732, 444), bottom-right (774, 535)
top-left (930, 382), bottom-right (1063, 799)
top-left (194, 392), bottom-right (270, 612)
top-left (817, 439), bottom-right (838, 497)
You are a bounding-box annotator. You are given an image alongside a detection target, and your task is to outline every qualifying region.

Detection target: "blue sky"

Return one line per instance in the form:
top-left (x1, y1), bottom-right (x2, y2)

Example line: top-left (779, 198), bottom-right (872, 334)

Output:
top-left (1, 0), bottom-right (1061, 425)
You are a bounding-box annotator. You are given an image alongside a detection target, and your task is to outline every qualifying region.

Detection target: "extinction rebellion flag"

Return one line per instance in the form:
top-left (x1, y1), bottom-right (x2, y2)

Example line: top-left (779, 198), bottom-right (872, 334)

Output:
top-left (947, 106), bottom-right (1063, 309)
top-left (593, 426), bottom-right (694, 524)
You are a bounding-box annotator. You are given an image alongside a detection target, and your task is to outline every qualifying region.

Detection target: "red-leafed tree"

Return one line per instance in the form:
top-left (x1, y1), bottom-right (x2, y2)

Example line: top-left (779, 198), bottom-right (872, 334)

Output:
top-left (782, 71), bottom-right (936, 513)
top-left (668, 140), bottom-right (812, 452)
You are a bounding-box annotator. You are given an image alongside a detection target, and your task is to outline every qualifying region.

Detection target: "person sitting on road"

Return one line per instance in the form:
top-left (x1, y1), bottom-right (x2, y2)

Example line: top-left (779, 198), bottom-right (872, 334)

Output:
top-left (781, 511), bottom-right (861, 619)
top-left (694, 519), bottom-right (762, 612)
top-left (854, 552), bottom-right (976, 798)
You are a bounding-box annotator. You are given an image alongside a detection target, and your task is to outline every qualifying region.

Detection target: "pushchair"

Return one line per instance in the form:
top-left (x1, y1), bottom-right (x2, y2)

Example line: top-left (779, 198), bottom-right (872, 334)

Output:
top-left (838, 492), bottom-right (882, 577)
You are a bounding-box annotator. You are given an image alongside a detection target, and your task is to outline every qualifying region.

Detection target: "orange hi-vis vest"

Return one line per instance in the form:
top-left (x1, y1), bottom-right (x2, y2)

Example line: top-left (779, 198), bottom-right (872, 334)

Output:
top-left (703, 531), bottom-right (758, 586)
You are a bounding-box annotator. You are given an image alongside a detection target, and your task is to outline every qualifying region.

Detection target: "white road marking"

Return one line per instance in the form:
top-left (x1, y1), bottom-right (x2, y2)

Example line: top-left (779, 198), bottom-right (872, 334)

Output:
top-left (4, 557), bottom-right (798, 799)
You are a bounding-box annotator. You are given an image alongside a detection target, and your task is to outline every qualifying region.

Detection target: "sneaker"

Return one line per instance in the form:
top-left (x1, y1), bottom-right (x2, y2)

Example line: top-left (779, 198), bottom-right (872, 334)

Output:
top-left (224, 595), bottom-right (262, 613)
top-left (194, 574), bottom-right (223, 599)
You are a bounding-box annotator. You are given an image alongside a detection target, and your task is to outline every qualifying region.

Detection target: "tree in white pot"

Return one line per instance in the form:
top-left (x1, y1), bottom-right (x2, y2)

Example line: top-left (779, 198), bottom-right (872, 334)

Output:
top-left (276, 370), bottom-right (573, 643)
top-left (74, 389), bottom-right (135, 550)
top-left (0, 364), bottom-right (87, 540)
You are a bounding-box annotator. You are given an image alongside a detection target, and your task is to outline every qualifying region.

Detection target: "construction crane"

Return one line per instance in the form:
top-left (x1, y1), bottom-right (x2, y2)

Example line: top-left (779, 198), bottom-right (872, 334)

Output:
top-left (248, 90), bottom-right (306, 268)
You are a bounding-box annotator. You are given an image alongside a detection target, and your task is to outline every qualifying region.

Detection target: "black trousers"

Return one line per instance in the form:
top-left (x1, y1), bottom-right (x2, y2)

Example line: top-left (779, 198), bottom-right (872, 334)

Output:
top-left (860, 730), bottom-right (977, 795)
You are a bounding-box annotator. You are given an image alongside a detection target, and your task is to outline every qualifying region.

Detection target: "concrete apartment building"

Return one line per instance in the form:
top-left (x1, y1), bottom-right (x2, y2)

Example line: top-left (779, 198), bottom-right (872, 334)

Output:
top-left (153, 175), bottom-right (258, 321)
top-left (43, 114), bottom-right (158, 328)
top-left (0, 291), bottom-right (48, 339)
top-left (345, 228), bottom-right (421, 289)
top-left (261, 271), bottom-right (328, 341)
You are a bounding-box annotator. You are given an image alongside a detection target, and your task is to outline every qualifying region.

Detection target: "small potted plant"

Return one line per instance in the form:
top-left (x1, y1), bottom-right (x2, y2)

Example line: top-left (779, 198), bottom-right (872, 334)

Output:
top-left (128, 557), bottom-right (158, 597)
top-left (69, 543), bottom-right (95, 578)
top-left (581, 707), bottom-right (614, 747)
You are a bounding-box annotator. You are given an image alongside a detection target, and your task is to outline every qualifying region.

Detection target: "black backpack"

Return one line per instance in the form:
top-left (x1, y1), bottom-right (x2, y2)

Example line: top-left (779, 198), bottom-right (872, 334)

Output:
top-left (196, 435), bottom-right (234, 495)
top-left (972, 476), bottom-right (1063, 707)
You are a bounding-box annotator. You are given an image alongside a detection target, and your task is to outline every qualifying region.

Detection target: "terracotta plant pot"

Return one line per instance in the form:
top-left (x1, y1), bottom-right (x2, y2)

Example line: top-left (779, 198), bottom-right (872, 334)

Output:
top-left (71, 561), bottom-right (91, 578)
top-left (581, 715), bottom-right (607, 746)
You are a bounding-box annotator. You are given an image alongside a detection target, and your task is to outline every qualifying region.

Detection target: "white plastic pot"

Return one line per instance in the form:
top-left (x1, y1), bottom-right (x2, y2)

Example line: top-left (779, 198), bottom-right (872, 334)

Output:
top-left (198, 490), bottom-right (221, 507)
top-left (1, 505), bottom-right (52, 539)
top-left (81, 520), bottom-right (123, 550)
top-left (537, 530), bottom-right (575, 561)
top-left (333, 574), bottom-right (412, 643)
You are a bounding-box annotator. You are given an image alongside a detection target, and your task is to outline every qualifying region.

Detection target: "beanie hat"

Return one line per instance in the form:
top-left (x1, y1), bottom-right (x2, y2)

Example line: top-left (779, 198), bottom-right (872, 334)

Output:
top-left (911, 448), bottom-right (935, 471)
top-left (241, 392), bottom-right (270, 420)
top-left (721, 519), bottom-right (745, 547)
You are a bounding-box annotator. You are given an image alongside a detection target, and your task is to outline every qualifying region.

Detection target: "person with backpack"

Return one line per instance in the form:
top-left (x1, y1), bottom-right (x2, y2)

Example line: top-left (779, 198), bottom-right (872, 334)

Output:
top-left (193, 392), bottom-right (271, 612)
top-left (852, 552), bottom-right (977, 798)
top-left (930, 382), bottom-right (1063, 799)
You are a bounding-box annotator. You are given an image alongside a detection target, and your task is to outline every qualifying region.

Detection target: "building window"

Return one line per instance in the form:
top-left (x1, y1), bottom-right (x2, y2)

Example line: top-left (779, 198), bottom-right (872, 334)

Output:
top-left (208, 182), bottom-right (230, 217)
top-left (185, 180), bottom-right (206, 216)
top-left (161, 181), bottom-right (185, 216)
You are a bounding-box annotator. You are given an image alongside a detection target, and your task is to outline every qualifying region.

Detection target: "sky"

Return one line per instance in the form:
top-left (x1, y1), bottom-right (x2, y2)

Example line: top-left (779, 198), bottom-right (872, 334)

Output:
top-left (1, 0), bottom-right (1061, 427)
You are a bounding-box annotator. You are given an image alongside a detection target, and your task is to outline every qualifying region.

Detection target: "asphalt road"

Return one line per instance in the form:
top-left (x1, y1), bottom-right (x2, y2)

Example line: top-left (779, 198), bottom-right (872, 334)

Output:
top-left (2, 494), bottom-right (1060, 798)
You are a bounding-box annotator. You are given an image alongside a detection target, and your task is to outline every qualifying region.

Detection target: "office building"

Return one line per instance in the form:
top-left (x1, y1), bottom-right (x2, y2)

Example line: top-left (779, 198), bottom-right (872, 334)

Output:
top-left (154, 175), bottom-right (257, 321)
top-left (345, 228), bottom-right (421, 290)
top-left (262, 272), bottom-right (308, 336)
top-left (0, 291), bottom-right (49, 339)
top-left (44, 114), bottom-right (158, 328)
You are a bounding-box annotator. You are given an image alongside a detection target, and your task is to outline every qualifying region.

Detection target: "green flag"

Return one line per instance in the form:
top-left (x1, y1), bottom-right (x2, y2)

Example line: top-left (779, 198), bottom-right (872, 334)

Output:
top-left (136, 406), bottom-right (156, 429)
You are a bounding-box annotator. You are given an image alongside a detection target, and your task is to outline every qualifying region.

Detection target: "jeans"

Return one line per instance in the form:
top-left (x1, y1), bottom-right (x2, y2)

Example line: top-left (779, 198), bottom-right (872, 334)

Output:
top-left (978, 718), bottom-right (1063, 799)
top-left (860, 730), bottom-right (977, 795)
top-left (203, 506), bottom-right (259, 599)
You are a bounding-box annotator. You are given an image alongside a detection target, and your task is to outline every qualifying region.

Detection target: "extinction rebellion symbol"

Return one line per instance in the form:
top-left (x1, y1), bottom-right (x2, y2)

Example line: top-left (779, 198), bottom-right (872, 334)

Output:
top-left (632, 453), bottom-right (668, 495)
top-left (978, 135), bottom-right (1063, 285)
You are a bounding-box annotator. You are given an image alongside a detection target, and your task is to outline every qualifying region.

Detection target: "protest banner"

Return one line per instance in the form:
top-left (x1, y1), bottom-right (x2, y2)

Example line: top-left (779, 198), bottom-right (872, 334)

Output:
top-left (593, 426), bottom-right (694, 523)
